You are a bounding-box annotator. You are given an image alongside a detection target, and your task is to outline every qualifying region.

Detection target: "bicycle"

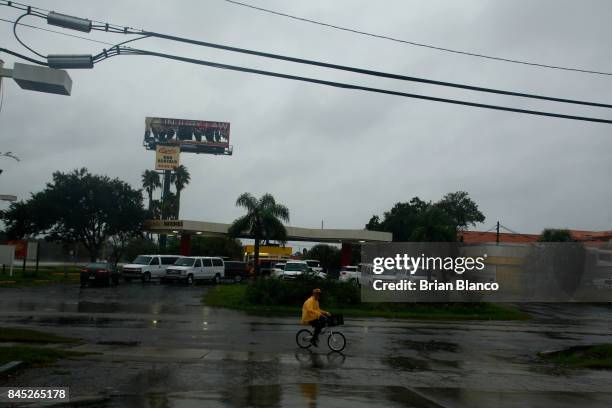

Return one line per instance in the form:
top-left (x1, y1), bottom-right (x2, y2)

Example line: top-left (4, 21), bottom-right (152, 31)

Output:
top-left (295, 314), bottom-right (346, 352)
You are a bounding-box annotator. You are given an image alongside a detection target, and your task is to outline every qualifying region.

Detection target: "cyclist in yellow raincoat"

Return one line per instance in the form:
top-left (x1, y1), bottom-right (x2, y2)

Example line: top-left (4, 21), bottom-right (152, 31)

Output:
top-left (301, 288), bottom-right (330, 346)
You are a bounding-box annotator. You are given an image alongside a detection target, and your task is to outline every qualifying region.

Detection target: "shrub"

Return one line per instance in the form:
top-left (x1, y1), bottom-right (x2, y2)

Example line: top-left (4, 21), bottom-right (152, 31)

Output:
top-left (245, 277), bottom-right (361, 308)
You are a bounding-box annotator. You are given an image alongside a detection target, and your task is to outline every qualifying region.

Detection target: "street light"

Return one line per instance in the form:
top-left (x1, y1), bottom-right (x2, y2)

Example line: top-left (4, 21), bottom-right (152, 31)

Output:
top-left (0, 60), bottom-right (72, 96)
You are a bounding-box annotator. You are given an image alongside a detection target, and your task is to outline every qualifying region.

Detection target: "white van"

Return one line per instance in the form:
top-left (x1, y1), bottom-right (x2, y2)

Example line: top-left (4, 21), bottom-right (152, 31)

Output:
top-left (162, 256), bottom-right (225, 285)
top-left (122, 255), bottom-right (182, 282)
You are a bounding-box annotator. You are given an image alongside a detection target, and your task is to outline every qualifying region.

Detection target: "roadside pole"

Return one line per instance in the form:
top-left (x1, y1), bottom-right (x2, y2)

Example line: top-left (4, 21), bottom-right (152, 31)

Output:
top-left (496, 221), bottom-right (500, 245)
top-left (159, 169), bottom-right (172, 250)
top-left (35, 242), bottom-right (40, 273)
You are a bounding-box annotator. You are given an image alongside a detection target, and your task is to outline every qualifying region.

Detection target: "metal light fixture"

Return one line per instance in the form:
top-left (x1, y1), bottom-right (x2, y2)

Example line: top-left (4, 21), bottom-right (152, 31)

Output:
top-left (0, 61), bottom-right (72, 95)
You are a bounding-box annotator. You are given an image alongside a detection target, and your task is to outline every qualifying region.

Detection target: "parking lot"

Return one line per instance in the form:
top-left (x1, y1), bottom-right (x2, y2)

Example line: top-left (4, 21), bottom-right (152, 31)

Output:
top-left (1, 283), bottom-right (612, 407)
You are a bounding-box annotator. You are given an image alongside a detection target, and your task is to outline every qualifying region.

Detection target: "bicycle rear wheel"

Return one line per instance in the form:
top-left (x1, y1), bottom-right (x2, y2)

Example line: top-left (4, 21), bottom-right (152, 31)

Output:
top-left (327, 331), bottom-right (346, 352)
top-left (296, 329), bottom-right (313, 349)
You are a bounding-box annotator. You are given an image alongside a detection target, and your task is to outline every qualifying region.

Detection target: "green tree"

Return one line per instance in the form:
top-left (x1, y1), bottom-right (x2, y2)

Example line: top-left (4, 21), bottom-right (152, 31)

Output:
top-left (305, 244), bottom-right (341, 273)
top-left (366, 197), bottom-right (428, 241)
top-left (228, 193), bottom-right (289, 275)
top-left (1, 201), bottom-right (38, 239)
top-left (161, 192), bottom-right (179, 220)
top-left (539, 228), bottom-right (574, 242)
top-left (167, 236), bottom-right (243, 259)
top-left (171, 165), bottom-right (191, 218)
top-left (435, 191), bottom-right (485, 230)
top-left (409, 206), bottom-right (456, 241)
top-left (2, 168), bottom-right (146, 261)
top-left (366, 192), bottom-right (483, 242)
top-left (123, 236), bottom-right (158, 261)
top-left (141, 170), bottom-right (161, 213)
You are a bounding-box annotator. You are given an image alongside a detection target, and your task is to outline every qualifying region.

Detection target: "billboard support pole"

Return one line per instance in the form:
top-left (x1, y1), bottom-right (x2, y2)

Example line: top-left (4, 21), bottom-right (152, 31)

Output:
top-left (159, 169), bottom-right (172, 250)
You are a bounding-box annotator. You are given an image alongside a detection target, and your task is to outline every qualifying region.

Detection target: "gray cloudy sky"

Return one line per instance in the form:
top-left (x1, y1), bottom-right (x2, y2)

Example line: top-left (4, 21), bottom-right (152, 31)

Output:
top-left (1, 0), bottom-right (612, 242)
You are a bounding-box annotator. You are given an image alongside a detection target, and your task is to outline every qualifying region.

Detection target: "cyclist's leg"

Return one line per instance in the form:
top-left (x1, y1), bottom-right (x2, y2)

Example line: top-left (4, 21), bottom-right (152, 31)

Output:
top-left (310, 317), bottom-right (325, 344)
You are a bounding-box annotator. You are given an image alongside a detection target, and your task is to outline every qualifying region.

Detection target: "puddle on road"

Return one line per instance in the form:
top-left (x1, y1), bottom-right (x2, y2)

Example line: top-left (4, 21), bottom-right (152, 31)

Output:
top-left (385, 356), bottom-right (429, 371)
top-left (400, 339), bottom-right (459, 353)
top-left (13, 315), bottom-right (148, 328)
top-left (294, 350), bottom-right (346, 369)
top-left (97, 340), bottom-right (141, 347)
top-left (542, 331), bottom-right (579, 341)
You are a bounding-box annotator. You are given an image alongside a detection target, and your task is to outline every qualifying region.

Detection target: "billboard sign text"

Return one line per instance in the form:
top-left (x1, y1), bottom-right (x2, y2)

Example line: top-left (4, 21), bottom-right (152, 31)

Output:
top-left (144, 117), bottom-right (232, 155)
top-left (155, 145), bottom-right (180, 170)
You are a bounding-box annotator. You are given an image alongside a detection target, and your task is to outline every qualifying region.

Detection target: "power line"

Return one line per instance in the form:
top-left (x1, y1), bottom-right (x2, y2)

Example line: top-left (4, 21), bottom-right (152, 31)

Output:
top-left (0, 47), bottom-right (47, 65)
top-left (3, 3), bottom-right (612, 124)
top-left (101, 46), bottom-right (612, 124)
top-left (223, 0), bottom-right (612, 77)
top-left (134, 30), bottom-right (612, 109)
top-left (3, 2), bottom-right (612, 109)
top-left (0, 17), bottom-right (115, 46)
top-left (13, 13), bottom-right (45, 58)
top-left (5, 38), bottom-right (611, 124)
top-left (0, 0), bottom-right (139, 30)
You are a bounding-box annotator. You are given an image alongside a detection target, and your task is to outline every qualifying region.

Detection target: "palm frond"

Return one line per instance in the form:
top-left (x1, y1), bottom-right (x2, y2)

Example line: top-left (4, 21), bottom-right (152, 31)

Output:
top-left (228, 214), bottom-right (253, 238)
top-left (259, 193), bottom-right (277, 208)
top-left (236, 193), bottom-right (257, 211)
top-left (269, 203), bottom-right (290, 222)
top-left (261, 213), bottom-right (288, 243)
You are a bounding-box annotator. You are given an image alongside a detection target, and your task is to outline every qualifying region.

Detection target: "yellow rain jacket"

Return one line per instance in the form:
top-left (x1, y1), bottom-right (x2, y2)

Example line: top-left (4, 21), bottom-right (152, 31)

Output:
top-left (301, 296), bottom-right (326, 325)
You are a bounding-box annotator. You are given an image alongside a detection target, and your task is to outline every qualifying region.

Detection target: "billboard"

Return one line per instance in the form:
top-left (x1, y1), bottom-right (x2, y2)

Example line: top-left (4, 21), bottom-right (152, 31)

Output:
top-left (144, 117), bottom-right (232, 155)
top-left (155, 145), bottom-right (180, 170)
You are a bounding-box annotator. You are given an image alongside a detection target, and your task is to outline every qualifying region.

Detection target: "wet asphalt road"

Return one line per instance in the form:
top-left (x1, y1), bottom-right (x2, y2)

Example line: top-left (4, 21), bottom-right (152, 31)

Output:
top-left (1, 283), bottom-right (612, 407)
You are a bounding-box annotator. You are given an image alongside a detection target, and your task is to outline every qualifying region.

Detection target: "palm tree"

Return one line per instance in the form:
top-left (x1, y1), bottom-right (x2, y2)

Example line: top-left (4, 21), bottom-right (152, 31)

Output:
top-left (171, 165), bottom-right (191, 218)
top-left (141, 170), bottom-right (161, 213)
top-left (228, 193), bottom-right (290, 276)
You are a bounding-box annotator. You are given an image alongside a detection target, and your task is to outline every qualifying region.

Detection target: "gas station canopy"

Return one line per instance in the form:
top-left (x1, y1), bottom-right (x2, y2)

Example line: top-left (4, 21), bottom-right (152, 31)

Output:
top-left (144, 219), bottom-right (392, 244)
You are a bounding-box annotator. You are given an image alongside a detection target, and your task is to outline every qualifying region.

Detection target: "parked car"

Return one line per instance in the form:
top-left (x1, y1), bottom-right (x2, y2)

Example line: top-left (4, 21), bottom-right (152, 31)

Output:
top-left (259, 259), bottom-right (278, 277)
top-left (282, 261), bottom-right (309, 279)
top-left (271, 261), bottom-right (286, 278)
top-left (224, 261), bottom-right (249, 283)
top-left (247, 258), bottom-right (286, 277)
top-left (339, 265), bottom-right (359, 283)
top-left (80, 262), bottom-right (120, 287)
top-left (304, 259), bottom-right (323, 273)
top-left (358, 262), bottom-right (427, 287)
top-left (122, 255), bottom-right (182, 283)
top-left (162, 256), bottom-right (225, 285)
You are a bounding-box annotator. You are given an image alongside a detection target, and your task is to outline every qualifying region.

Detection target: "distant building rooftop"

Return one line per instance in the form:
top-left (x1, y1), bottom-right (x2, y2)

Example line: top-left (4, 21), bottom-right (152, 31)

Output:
top-left (460, 230), bottom-right (612, 244)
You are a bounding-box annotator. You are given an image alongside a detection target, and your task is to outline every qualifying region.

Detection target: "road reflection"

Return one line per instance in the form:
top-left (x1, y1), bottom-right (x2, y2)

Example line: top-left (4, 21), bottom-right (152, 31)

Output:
top-left (294, 350), bottom-right (346, 368)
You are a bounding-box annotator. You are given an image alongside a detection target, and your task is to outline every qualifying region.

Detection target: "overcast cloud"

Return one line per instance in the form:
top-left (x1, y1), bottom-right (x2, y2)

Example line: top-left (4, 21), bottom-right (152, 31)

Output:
top-left (1, 0), bottom-right (612, 244)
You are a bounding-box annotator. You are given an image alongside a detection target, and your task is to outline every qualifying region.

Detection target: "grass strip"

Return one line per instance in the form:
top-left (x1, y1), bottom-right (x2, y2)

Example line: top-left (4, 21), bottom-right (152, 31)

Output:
top-left (0, 346), bottom-right (89, 366)
top-left (204, 284), bottom-right (529, 321)
top-left (0, 328), bottom-right (80, 344)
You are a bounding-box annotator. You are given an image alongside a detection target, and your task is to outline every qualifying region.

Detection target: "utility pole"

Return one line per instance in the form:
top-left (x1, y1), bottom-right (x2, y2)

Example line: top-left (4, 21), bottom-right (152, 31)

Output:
top-left (496, 221), bottom-right (500, 245)
top-left (159, 169), bottom-right (172, 250)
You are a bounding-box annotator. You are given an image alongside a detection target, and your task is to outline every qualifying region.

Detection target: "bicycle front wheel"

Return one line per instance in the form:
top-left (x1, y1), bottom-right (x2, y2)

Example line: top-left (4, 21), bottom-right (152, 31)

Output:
top-left (327, 331), bottom-right (346, 352)
top-left (296, 329), bottom-right (313, 349)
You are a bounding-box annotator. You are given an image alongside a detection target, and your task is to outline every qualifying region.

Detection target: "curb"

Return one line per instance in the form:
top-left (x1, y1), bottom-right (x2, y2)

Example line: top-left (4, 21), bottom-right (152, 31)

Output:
top-left (0, 360), bottom-right (23, 375)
